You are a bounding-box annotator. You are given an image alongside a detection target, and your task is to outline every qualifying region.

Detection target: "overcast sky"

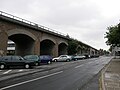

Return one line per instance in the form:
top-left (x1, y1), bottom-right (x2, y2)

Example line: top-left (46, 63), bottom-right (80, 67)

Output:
top-left (0, 0), bottom-right (120, 50)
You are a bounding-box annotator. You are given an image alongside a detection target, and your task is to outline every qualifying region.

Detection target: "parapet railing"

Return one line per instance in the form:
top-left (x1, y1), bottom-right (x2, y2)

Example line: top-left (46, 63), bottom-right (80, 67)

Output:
top-left (0, 11), bottom-right (97, 50)
top-left (0, 11), bottom-right (67, 37)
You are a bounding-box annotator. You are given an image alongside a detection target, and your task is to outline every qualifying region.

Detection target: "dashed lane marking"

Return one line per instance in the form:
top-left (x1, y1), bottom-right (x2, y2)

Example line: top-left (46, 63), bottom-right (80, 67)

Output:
top-left (75, 64), bottom-right (84, 68)
top-left (3, 70), bottom-right (12, 74)
top-left (18, 69), bottom-right (23, 72)
top-left (0, 71), bottom-right (63, 90)
top-left (88, 62), bottom-right (93, 64)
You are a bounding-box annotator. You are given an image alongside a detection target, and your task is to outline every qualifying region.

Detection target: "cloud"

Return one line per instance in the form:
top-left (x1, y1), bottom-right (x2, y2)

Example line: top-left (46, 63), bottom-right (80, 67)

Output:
top-left (1, 0), bottom-right (120, 50)
top-left (43, 0), bottom-right (101, 26)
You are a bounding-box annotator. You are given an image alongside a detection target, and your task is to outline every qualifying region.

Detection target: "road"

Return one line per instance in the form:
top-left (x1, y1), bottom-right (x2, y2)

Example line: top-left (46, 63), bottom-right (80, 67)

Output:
top-left (0, 56), bottom-right (112, 90)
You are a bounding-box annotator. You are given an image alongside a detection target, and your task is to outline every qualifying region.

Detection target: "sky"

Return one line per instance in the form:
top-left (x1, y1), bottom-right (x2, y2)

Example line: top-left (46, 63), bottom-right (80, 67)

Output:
top-left (0, 0), bottom-right (120, 50)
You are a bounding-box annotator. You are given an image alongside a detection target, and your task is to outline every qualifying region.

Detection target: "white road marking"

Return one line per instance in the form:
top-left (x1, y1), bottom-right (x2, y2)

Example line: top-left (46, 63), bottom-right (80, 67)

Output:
top-left (88, 62), bottom-right (93, 64)
top-left (18, 69), bottom-right (23, 72)
top-left (0, 71), bottom-right (63, 90)
top-left (75, 64), bottom-right (84, 68)
top-left (3, 70), bottom-right (12, 74)
top-left (61, 63), bottom-right (66, 65)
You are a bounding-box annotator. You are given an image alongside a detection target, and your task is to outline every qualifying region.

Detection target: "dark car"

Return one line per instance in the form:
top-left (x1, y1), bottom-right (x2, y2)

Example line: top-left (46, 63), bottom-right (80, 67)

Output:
top-left (24, 55), bottom-right (40, 66)
top-left (39, 55), bottom-right (52, 64)
top-left (0, 56), bottom-right (36, 69)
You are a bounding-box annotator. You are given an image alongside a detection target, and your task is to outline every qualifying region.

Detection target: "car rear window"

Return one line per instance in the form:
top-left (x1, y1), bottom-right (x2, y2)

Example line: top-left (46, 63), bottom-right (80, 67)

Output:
top-left (44, 56), bottom-right (48, 59)
top-left (39, 55), bottom-right (52, 60)
top-left (39, 56), bottom-right (44, 59)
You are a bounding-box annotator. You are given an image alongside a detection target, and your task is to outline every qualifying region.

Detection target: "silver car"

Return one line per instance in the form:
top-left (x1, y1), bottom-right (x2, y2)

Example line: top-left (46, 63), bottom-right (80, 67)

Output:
top-left (73, 55), bottom-right (86, 60)
top-left (52, 55), bottom-right (72, 62)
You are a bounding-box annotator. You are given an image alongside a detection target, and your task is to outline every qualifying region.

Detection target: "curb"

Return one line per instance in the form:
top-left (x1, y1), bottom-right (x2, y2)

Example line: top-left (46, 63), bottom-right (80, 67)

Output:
top-left (99, 58), bottom-right (112, 90)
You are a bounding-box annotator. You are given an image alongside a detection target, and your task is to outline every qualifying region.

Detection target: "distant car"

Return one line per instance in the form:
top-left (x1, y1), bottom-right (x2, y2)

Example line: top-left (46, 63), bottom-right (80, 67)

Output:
top-left (52, 55), bottom-right (72, 62)
top-left (90, 55), bottom-right (99, 58)
top-left (39, 55), bottom-right (52, 64)
top-left (83, 54), bottom-right (90, 59)
top-left (94, 55), bottom-right (99, 58)
top-left (73, 55), bottom-right (85, 60)
top-left (70, 55), bottom-right (78, 61)
top-left (0, 56), bottom-right (36, 69)
top-left (23, 55), bottom-right (40, 66)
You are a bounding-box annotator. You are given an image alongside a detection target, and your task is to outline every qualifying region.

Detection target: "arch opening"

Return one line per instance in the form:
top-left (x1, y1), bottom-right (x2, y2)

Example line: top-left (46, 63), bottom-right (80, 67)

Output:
top-left (40, 39), bottom-right (55, 56)
top-left (8, 34), bottom-right (35, 56)
top-left (58, 43), bottom-right (68, 56)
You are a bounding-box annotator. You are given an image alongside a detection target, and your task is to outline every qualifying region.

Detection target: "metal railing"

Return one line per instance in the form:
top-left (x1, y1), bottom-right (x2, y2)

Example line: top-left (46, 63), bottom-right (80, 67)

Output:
top-left (0, 11), bottom-right (97, 50)
top-left (0, 11), bottom-right (67, 37)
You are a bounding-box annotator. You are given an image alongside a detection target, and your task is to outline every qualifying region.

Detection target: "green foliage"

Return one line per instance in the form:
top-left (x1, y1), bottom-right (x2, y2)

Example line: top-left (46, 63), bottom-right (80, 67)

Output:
top-left (67, 39), bottom-right (91, 55)
top-left (105, 24), bottom-right (120, 46)
top-left (109, 46), bottom-right (112, 52)
top-left (67, 40), bottom-right (79, 55)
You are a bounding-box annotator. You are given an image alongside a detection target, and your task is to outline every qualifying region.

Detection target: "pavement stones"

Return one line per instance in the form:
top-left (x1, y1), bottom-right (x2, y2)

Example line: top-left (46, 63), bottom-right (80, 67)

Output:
top-left (102, 58), bottom-right (120, 90)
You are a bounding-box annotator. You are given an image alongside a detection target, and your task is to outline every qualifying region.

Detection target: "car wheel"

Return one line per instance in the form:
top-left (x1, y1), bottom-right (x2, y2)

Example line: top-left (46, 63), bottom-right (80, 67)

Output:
top-left (66, 59), bottom-right (70, 62)
top-left (54, 59), bottom-right (57, 62)
top-left (48, 61), bottom-right (51, 64)
top-left (25, 64), bottom-right (30, 69)
top-left (0, 64), bottom-right (5, 69)
top-left (75, 59), bottom-right (77, 61)
top-left (35, 62), bottom-right (39, 66)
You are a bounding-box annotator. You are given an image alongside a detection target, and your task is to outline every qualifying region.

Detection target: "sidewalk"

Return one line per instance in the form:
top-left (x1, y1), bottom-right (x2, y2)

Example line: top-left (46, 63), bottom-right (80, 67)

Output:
top-left (102, 58), bottom-right (120, 90)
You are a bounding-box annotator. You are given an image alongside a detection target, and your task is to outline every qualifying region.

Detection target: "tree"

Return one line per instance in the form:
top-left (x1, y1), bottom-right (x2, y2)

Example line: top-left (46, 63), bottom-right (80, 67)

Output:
top-left (109, 46), bottom-right (112, 52)
top-left (67, 40), bottom-right (79, 55)
top-left (105, 24), bottom-right (120, 46)
top-left (67, 39), bottom-right (90, 55)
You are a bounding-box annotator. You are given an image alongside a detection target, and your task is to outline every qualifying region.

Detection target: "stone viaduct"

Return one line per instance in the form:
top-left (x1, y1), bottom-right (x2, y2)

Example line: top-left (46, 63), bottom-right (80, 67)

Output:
top-left (0, 11), bottom-right (98, 57)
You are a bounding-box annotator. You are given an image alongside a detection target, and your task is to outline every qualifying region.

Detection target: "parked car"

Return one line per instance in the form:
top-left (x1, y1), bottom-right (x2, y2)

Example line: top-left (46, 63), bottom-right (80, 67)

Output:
top-left (52, 55), bottom-right (72, 62)
top-left (72, 55), bottom-right (86, 60)
top-left (39, 55), bottom-right (52, 64)
top-left (0, 56), bottom-right (36, 69)
top-left (24, 55), bottom-right (40, 66)
top-left (90, 55), bottom-right (99, 58)
top-left (84, 54), bottom-right (90, 59)
top-left (70, 55), bottom-right (78, 61)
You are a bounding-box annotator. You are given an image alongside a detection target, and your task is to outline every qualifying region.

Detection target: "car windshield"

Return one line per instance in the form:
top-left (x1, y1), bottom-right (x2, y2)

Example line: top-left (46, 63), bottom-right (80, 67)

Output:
top-left (61, 56), bottom-right (66, 57)
top-left (19, 56), bottom-right (24, 60)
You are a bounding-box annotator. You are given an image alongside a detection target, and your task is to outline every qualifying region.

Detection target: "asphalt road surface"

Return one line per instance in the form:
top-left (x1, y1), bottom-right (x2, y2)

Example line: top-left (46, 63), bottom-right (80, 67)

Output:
top-left (0, 56), bottom-right (112, 90)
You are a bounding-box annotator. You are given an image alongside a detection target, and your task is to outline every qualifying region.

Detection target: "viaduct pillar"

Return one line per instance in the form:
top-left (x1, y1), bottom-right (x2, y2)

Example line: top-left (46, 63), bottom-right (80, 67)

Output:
top-left (53, 44), bottom-right (58, 57)
top-left (0, 31), bottom-right (8, 56)
top-left (34, 39), bottom-right (40, 55)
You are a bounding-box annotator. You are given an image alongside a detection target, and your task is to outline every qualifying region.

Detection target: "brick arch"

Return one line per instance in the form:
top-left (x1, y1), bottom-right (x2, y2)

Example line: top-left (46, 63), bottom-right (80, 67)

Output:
top-left (41, 38), bottom-right (56, 44)
top-left (6, 29), bottom-right (38, 56)
top-left (58, 41), bottom-right (68, 46)
top-left (58, 41), bottom-right (68, 55)
top-left (7, 29), bottom-right (37, 41)
top-left (40, 39), bottom-right (56, 56)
